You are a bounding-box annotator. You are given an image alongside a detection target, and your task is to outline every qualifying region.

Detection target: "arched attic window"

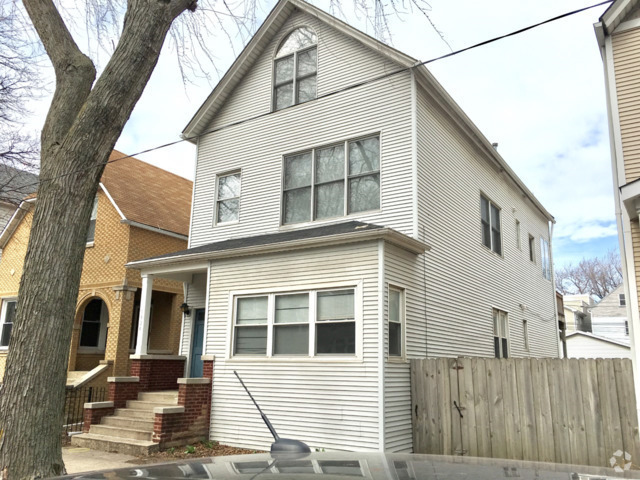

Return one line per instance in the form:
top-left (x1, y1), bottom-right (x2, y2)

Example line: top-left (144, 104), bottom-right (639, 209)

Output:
top-left (273, 27), bottom-right (317, 111)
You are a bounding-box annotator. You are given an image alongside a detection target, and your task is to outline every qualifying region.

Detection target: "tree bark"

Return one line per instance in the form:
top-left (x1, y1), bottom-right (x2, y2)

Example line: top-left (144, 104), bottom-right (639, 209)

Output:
top-left (0, 0), bottom-right (195, 477)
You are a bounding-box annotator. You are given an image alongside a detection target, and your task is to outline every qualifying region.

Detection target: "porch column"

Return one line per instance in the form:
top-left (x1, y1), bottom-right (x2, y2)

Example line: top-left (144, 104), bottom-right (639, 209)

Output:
top-left (135, 274), bottom-right (153, 356)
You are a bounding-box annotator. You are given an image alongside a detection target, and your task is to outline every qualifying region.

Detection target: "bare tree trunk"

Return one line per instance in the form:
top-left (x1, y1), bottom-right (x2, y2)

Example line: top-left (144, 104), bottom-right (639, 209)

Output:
top-left (0, 0), bottom-right (195, 477)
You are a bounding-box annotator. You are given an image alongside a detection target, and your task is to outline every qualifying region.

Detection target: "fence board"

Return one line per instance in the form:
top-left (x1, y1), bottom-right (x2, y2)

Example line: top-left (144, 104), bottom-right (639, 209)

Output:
top-left (501, 359), bottom-right (523, 460)
top-left (457, 357), bottom-right (478, 457)
top-left (411, 358), bottom-right (423, 453)
top-left (547, 358), bottom-right (572, 464)
top-left (449, 358), bottom-right (463, 456)
top-left (565, 359), bottom-right (589, 466)
top-left (613, 358), bottom-right (640, 466)
top-left (486, 358), bottom-right (506, 459)
top-left (436, 358), bottom-right (452, 455)
top-left (579, 358), bottom-right (606, 467)
top-left (515, 358), bottom-right (538, 461)
top-left (472, 358), bottom-right (492, 458)
top-left (598, 358), bottom-right (624, 460)
top-left (424, 358), bottom-right (441, 454)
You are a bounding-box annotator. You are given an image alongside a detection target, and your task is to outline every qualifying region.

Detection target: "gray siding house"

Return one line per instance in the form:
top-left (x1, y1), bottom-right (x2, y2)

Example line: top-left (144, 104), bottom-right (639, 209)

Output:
top-left (128, 0), bottom-right (558, 452)
top-left (590, 285), bottom-right (629, 342)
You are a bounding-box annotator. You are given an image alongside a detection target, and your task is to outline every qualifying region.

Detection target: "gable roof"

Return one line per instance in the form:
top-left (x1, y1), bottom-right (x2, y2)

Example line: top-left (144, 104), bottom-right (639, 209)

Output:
top-left (0, 165), bottom-right (39, 205)
top-left (599, 0), bottom-right (640, 36)
top-left (182, 0), bottom-right (554, 222)
top-left (100, 151), bottom-right (192, 237)
top-left (566, 331), bottom-right (630, 349)
top-left (0, 152), bottom-right (193, 248)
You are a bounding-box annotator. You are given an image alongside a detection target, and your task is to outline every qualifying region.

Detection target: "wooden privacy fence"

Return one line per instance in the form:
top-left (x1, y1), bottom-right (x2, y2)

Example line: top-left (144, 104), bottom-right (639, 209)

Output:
top-left (411, 357), bottom-right (640, 469)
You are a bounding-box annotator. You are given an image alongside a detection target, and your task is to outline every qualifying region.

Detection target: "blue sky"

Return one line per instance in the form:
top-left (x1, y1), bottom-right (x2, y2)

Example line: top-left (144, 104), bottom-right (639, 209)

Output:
top-left (25, 0), bottom-right (617, 270)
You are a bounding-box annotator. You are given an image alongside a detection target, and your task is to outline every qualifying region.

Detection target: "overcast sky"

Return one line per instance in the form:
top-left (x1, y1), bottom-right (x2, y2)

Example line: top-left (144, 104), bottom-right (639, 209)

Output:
top-left (25, 0), bottom-right (617, 269)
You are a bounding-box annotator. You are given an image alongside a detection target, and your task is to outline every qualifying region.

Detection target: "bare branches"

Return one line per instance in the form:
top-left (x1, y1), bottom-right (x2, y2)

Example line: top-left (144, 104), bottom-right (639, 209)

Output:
top-left (556, 249), bottom-right (623, 301)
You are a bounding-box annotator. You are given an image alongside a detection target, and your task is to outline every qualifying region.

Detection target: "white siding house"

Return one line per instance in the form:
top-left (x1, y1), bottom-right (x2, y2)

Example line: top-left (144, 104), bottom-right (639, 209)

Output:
top-left (128, 0), bottom-right (558, 453)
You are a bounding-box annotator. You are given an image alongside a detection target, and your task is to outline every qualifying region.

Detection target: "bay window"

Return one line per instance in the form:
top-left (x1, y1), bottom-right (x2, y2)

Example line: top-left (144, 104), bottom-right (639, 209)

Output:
top-left (283, 136), bottom-right (380, 225)
top-left (232, 288), bottom-right (356, 357)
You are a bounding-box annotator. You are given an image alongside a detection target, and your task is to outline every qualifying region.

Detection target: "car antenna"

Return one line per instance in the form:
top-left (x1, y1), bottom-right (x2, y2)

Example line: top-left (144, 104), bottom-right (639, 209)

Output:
top-left (234, 370), bottom-right (311, 454)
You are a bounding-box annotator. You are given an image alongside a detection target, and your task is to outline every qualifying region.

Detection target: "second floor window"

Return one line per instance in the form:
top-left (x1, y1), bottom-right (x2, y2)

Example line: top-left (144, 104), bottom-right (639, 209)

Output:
top-left (283, 136), bottom-right (380, 225)
top-left (216, 172), bottom-right (241, 224)
top-left (274, 27), bottom-right (317, 111)
top-left (480, 194), bottom-right (501, 255)
top-left (540, 237), bottom-right (551, 280)
top-left (0, 299), bottom-right (16, 348)
top-left (87, 197), bottom-right (98, 243)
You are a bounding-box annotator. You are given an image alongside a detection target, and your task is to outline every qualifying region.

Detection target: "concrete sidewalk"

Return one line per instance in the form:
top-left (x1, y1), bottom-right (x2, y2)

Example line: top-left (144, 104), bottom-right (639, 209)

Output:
top-left (62, 447), bottom-right (140, 474)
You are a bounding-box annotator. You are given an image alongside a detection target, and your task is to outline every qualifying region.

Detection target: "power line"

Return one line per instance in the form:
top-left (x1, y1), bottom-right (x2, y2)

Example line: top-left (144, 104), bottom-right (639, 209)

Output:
top-left (1, 0), bottom-right (613, 199)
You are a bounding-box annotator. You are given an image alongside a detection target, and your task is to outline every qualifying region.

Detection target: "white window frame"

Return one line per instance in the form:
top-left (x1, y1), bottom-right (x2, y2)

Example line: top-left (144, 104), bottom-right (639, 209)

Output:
top-left (272, 27), bottom-right (318, 111)
top-left (480, 193), bottom-right (502, 255)
top-left (492, 307), bottom-right (509, 359)
top-left (227, 282), bottom-right (363, 362)
top-left (528, 234), bottom-right (536, 263)
top-left (86, 196), bottom-right (98, 246)
top-left (0, 298), bottom-right (17, 350)
top-left (214, 171), bottom-right (241, 226)
top-left (281, 135), bottom-right (381, 226)
top-left (540, 236), bottom-right (551, 280)
top-left (388, 285), bottom-right (405, 360)
top-left (620, 294), bottom-right (626, 306)
top-left (78, 298), bottom-right (109, 354)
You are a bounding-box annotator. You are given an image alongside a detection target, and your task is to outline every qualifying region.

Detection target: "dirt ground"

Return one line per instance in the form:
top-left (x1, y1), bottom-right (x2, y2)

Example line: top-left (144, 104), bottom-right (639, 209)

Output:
top-left (129, 441), bottom-right (264, 464)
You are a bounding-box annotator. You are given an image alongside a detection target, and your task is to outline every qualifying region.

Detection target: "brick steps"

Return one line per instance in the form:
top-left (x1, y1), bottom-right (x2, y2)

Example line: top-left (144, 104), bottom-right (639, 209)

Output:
top-left (71, 433), bottom-right (159, 456)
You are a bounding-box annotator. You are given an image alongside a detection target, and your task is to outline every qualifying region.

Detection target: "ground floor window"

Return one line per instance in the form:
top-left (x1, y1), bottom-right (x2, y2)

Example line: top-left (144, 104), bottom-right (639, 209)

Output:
top-left (79, 298), bottom-right (108, 351)
top-left (493, 308), bottom-right (509, 358)
top-left (0, 299), bottom-right (17, 348)
top-left (388, 286), bottom-right (404, 357)
top-left (233, 287), bottom-right (356, 357)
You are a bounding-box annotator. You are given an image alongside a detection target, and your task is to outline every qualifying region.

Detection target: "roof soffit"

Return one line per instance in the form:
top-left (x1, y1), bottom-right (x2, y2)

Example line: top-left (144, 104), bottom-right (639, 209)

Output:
top-left (601, 0), bottom-right (640, 34)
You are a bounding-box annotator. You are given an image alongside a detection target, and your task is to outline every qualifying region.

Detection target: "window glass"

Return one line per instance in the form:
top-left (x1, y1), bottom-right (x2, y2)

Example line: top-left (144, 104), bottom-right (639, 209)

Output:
top-left (481, 196), bottom-right (490, 249)
top-left (480, 195), bottom-right (501, 254)
top-left (216, 173), bottom-right (241, 223)
top-left (235, 297), bottom-right (268, 355)
top-left (284, 153), bottom-right (312, 189)
top-left (297, 77), bottom-right (316, 103)
top-left (529, 235), bottom-right (535, 262)
top-left (276, 27), bottom-right (317, 58)
top-left (297, 48), bottom-right (317, 77)
top-left (275, 84), bottom-right (293, 110)
top-left (389, 288), bottom-right (402, 357)
top-left (316, 146), bottom-right (344, 183)
top-left (348, 137), bottom-right (380, 175)
top-left (516, 220), bottom-right (521, 249)
top-left (349, 175), bottom-right (380, 213)
top-left (315, 183), bottom-right (344, 220)
top-left (275, 56), bottom-right (294, 83)
top-left (274, 294), bottom-right (309, 355)
top-left (80, 299), bottom-right (104, 347)
top-left (236, 297), bottom-right (268, 324)
top-left (87, 197), bottom-right (98, 243)
top-left (620, 294), bottom-right (626, 306)
top-left (540, 237), bottom-right (551, 280)
top-left (284, 188), bottom-right (311, 224)
top-left (490, 204), bottom-right (501, 255)
top-left (317, 290), bottom-right (354, 321)
top-left (317, 290), bottom-right (355, 354)
top-left (493, 308), bottom-right (508, 358)
top-left (0, 300), bottom-right (16, 347)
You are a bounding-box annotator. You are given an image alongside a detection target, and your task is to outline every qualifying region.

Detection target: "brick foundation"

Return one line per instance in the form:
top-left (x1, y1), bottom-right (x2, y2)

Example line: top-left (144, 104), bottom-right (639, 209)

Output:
top-left (82, 402), bottom-right (115, 433)
top-left (108, 377), bottom-right (139, 409)
top-left (152, 378), bottom-right (211, 445)
top-left (202, 359), bottom-right (213, 380)
top-left (130, 357), bottom-right (185, 391)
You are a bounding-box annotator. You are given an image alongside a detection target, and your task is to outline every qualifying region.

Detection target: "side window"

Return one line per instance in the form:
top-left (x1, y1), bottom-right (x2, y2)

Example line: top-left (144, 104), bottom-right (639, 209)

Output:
top-left (388, 287), bottom-right (404, 357)
top-left (493, 308), bottom-right (509, 358)
top-left (87, 197), bottom-right (98, 243)
top-left (480, 194), bottom-right (502, 255)
top-left (540, 237), bottom-right (551, 280)
top-left (528, 235), bottom-right (535, 263)
top-left (515, 220), bottom-right (521, 250)
top-left (273, 27), bottom-right (317, 111)
top-left (79, 298), bottom-right (109, 351)
top-left (215, 172), bottom-right (241, 224)
top-left (234, 296), bottom-right (268, 355)
top-left (620, 294), bottom-right (626, 306)
top-left (0, 299), bottom-right (17, 348)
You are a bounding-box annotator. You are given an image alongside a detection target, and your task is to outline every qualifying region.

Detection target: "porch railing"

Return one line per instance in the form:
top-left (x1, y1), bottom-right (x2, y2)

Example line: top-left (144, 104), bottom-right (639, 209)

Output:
top-left (63, 386), bottom-right (106, 436)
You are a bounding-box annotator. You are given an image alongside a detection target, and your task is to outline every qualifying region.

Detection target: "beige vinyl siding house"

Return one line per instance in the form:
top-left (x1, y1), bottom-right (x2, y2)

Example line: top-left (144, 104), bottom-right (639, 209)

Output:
top-left (129, 0), bottom-right (558, 453)
top-left (566, 331), bottom-right (631, 359)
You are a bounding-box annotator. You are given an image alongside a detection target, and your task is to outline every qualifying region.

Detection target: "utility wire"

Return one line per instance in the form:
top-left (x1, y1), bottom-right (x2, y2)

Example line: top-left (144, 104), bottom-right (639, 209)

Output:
top-left (1, 0), bottom-right (613, 199)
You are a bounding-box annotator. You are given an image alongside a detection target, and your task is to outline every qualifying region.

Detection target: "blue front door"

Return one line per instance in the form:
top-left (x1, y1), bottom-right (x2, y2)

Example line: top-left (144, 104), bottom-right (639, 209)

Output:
top-left (190, 309), bottom-right (205, 378)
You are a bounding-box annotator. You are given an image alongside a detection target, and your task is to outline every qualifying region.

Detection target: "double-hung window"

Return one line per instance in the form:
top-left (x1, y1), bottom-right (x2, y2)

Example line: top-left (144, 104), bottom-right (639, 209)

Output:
top-left (283, 136), bottom-right (380, 224)
top-left (273, 27), bottom-right (317, 111)
top-left (216, 172), bottom-right (241, 224)
top-left (620, 294), bottom-right (626, 307)
top-left (540, 237), bottom-right (551, 280)
top-left (480, 195), bottom-right (501, 255)
top-left (87, 197), bottom-right (98, 243)
top-left (528, 235), bottom-right (535, 263)
top-left (233, 288), bottom-right (356, 357)
top-left (388, 287), bottom-right (404, 357)
top-left (493, 308), bottom-right (509, 358)
top-left (0, 299), bottom-right (17, 348)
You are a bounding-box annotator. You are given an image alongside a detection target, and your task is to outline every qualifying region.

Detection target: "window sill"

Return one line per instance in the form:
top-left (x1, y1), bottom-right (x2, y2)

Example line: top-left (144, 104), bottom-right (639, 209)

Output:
top-left (86, 241), bottom-right (95, 248)
top-left (480, 243), bottom-right (504, 259)
top-left (77, 348), bottom-right (106, 354)
top-left (279, 209), bottom-right (383, 231)
top-left (387, 356), bottom-right (408, 364)
top-left (0, 347), bottom-right (7, 353)
top-left (214, 220), bottom-right (239, 228)
top-left (227, 355), bottom-right (363, 363)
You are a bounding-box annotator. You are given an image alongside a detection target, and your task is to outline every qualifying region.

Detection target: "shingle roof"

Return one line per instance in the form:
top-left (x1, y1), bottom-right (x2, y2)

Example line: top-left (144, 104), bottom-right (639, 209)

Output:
top-left (140, 221), bottom-right (384, 262)
top-left (0, 165), bottom-right (39, 205)
top-left (100, 151), bottom-right (192, 236)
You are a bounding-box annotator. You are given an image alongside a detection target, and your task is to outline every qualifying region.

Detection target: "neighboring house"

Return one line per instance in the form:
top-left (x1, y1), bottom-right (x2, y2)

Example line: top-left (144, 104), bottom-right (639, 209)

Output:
top-left (589, 284), bottom-right (629, 342)
top-left (595, 0), bottom-right (640, 409)
top-left (557, 291), bottom-right (567, 358)
top-left (91, 0), bottom-right (557, 453)
top-left (0, 165), bottom-right (38, 233)
top-left (0, 152), bottom-right (192, 386)
top-left (562, 294), bottom-right (594, 333)
top-left (566, 331), bottom-right (631, 359)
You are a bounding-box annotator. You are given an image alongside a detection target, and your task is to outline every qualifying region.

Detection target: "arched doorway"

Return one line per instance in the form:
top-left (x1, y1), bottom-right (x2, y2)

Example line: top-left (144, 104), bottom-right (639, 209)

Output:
top-left (74, 297), bottom-right (109, 371)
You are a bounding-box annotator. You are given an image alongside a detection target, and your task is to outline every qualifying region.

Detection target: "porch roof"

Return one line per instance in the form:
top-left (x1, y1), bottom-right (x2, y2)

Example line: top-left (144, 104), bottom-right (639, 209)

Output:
top-left (126, 221), bottom-right (429, 271)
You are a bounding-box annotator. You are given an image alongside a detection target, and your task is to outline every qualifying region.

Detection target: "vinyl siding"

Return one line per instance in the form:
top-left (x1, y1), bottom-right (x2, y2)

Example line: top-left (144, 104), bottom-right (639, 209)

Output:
top-left (590, 285), bottom-right (627, 318)
top-left (612, 26), bottom-right (640, 182)
top-left (190, 10), bottom-right (413, 247)
top-left (566, 334), bottom-right (631, 359)
top-left (383, 244), bottom-right (426, 452)
top-left (207, 241), bottom-right (381, 451)
top-left (181, 273), bottom-right (207, 356)
top-left (415, 84), bottom-right (558, 358)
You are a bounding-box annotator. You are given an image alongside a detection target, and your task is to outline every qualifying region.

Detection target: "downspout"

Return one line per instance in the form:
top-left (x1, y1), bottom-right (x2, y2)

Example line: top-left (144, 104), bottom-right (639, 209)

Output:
top-left (377, 239), bottom-right (386, 451)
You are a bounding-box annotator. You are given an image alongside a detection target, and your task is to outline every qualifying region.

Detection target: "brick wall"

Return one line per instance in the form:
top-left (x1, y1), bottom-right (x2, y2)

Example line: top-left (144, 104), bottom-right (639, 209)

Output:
top-left (130, 358), bottom-right (185, 391)
top-left (108, 379), bottom-right (139, 409)
top-left (83, 404), bottom-right (115, 433)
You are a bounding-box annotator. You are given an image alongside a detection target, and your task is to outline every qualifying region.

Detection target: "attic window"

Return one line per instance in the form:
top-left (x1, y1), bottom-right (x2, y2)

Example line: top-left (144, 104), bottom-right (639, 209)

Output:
top-left (274, 27), bottom-right (317, 111)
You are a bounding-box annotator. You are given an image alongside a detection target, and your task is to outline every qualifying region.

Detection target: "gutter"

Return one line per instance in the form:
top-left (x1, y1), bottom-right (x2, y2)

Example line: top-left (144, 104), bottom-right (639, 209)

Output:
top-left (120, 219), bottom-right (188, 241)
top-left (127, 227), bottom-right (430, 270)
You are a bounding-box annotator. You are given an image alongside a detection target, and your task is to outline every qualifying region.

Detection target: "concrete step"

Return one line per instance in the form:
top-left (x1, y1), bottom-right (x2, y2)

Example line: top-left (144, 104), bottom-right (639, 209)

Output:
top-left (102, 416), bottom-right (154, 431)
top-left (126, 400), bottom-right (174, 411)
top-left (138, 390), bottom-right (178, 404)
top-left (71, 433), bottom-right (159, 456)
top-left (90, 424), bottom-right (153, 441)
top-left (66, 371), bottom-right (90, 386)
top-left (114, 408), bottom-right (155, 420)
